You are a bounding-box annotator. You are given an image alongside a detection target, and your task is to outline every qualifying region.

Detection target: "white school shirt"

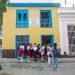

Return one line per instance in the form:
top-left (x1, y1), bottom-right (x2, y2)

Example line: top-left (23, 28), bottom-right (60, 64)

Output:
top-left (41, 51), bottom-right (44, 55)
top-left (41, 46), bottom-right (45, 50)
top-left (30, 46), bottom-right (33, 50)
top-left (21, 45), bottom-right (24, 50)
top-left (40, 46), bottom-right (45, 55)
top-left (27, 46), bottom-right (30, 50)
top-left (47, 46), bottom-right (53, 56)
top-left (33, 45), bottom-right (38, 51)
top-left (47, 51), bottom-right (51, 56)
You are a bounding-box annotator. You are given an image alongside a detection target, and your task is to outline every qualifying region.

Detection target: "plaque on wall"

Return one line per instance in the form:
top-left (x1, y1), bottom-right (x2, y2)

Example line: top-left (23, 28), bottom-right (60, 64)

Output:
top-left (29, 18), bottom-right (40, 26)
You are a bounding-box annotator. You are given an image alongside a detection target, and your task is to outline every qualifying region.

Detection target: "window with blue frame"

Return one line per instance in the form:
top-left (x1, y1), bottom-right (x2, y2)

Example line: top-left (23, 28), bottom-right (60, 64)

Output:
top-left (40, 10), bottom-right (52, 28)
top-left (16, 10), bottom-right (28, 28)
top-left (16, 35), bottom-right (29, 44)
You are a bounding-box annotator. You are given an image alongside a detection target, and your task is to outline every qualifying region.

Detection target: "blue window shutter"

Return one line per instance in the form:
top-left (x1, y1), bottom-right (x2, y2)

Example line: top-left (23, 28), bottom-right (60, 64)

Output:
top-left (51, 35), bottom-right (54, 47)
top-left (49, 10), bottom-right (52, 27)
top-left (40, 10), bottom-right (52, 28)
top-left (16, 10), bottom-right (28, 28)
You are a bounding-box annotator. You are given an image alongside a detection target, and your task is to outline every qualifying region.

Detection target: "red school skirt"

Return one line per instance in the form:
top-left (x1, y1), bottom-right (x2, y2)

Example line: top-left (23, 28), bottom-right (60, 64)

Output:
top-left (27, 50), bottom-right (31, 56)
top-left (30, 50), bottom-right (33, 57)
top-left (18, 48), bottom-right (23, 56)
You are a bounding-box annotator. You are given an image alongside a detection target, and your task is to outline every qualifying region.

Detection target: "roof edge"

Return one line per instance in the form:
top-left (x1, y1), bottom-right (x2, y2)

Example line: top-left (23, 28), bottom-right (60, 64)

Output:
top-left (7, 3), bottom-right (60, 7)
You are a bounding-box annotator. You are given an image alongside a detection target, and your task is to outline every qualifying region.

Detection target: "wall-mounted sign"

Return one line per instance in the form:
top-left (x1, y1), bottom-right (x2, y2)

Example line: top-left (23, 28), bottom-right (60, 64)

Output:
top-left (29, 18), bottom-right (40, 26)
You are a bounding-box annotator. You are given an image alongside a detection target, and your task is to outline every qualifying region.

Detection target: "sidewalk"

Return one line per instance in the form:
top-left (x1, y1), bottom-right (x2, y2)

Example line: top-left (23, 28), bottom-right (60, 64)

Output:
top-left (0, 58), bottom-right (75, 63)
top-left (0, 58), bottom-right (75, 75)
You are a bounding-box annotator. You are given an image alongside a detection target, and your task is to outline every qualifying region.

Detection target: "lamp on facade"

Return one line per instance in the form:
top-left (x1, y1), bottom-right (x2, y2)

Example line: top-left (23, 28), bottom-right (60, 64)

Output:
top-left (73, 3), bottom-right (74, 8)
top-left (65, 0), bottom-right (67, 5)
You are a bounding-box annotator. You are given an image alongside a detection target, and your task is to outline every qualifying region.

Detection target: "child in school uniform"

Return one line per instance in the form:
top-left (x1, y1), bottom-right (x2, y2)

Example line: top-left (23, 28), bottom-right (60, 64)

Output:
top-left (18, 44), bottom-right (24, 62)
top-left (47, 44), bottom-right (53, 66)
top-left (33, 43), bottom-right (38, 61)
top-left (29, 43), bottom-right (33, 60)
top-left (27, 44), bottom-right (31, 62)
top-left (40, 44), bottom-right (45, 62)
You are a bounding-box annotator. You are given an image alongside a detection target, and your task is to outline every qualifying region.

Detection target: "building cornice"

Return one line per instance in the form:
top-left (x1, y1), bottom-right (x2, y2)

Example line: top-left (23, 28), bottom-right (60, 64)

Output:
top-left (7, 3), bottom-right (60, 7)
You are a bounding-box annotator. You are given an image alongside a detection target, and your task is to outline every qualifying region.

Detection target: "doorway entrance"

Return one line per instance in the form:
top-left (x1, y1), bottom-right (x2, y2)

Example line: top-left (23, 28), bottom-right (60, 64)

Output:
top-left (41, 35), bottom-right (54, 46)
top-left (15, 35), bottom-right (29, 58)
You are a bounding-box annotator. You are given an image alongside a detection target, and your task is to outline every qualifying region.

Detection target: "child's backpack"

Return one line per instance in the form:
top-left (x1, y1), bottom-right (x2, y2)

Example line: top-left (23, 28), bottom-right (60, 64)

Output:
top-left (53, 48), bottom-right (59, 57)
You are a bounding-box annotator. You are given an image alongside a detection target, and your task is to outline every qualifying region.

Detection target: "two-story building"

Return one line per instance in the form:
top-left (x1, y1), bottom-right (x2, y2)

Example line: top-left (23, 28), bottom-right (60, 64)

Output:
top-left (2, 0), bottom-right (60, 58)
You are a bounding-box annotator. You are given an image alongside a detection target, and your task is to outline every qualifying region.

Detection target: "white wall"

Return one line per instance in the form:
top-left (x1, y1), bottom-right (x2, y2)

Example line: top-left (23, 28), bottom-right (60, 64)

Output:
top-left (59, 8), bottom-right (75, 55)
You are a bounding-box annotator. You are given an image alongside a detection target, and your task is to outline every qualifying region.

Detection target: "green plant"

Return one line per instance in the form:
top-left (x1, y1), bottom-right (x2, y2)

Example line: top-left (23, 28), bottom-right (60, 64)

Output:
top-left (0, 0), bottom-right (8, 31)
top-left (0, 64), bottom-right (2, 70)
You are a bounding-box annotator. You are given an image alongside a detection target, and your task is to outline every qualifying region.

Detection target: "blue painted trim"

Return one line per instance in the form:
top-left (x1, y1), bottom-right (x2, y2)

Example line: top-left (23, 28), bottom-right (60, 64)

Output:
top-left (50, 10), bottom-right (52, 27)
top-left (41, 34), bottom-right (54, 47)
top-left (15, 35), bottom-right (30, 58)
top-left (16, 10), bottom-right (28, 28)
top-left (40, 10), bottom-right (52, 28)
top-left (7, 3), bottom-right (60, 7)
top-left (51, 35), bottom-right (54, 47)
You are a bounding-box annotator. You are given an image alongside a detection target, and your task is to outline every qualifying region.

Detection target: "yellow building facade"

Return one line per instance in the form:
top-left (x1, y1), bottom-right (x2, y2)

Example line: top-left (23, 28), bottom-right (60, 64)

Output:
top-left (2, 3), bottom-right (60, 58)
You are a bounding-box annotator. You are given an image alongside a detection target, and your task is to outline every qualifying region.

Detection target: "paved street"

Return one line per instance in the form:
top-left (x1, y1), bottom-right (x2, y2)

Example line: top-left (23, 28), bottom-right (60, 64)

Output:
top-left (0, 58), bottom-right (75, 75)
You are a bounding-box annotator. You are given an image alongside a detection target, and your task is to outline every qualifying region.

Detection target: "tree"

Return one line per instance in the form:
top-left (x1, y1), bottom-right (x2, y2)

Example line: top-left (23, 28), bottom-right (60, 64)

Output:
top-left (0, 0), bottom-right (8, 31)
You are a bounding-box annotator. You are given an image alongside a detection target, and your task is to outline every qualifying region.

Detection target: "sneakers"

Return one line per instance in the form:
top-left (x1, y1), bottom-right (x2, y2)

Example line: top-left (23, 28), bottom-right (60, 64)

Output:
top-left (27, 59), bottom-right (30, 62)
top-left (20, 59), bottom-right (23, 62)
top-left (56, 68), bottom-right (60, 71)
top-left (52, 68), bottom-right (60, 71)
top-left (48, 64), bottom-right (51, 67)
top-left (52, 68), bottom-right (56, 71)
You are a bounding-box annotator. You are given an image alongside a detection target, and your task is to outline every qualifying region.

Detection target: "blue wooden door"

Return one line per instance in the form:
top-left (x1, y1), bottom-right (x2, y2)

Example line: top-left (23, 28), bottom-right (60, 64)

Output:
top-left (41, 35), bottom-right (54, 47)
top-left (15, 35), bottom-right (29, 58)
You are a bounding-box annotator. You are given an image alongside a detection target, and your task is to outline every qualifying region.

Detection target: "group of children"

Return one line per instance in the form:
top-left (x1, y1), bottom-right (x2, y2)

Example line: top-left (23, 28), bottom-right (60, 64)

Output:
top-left (18, 43), bottom-right (60, 71)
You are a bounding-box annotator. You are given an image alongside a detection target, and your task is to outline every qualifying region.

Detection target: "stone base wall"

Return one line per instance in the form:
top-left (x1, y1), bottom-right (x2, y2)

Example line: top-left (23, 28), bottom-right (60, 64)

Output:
top-left (2, 49), bottom-right (75, 58)
top-left (2, 49), bottom-right (15, 58)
